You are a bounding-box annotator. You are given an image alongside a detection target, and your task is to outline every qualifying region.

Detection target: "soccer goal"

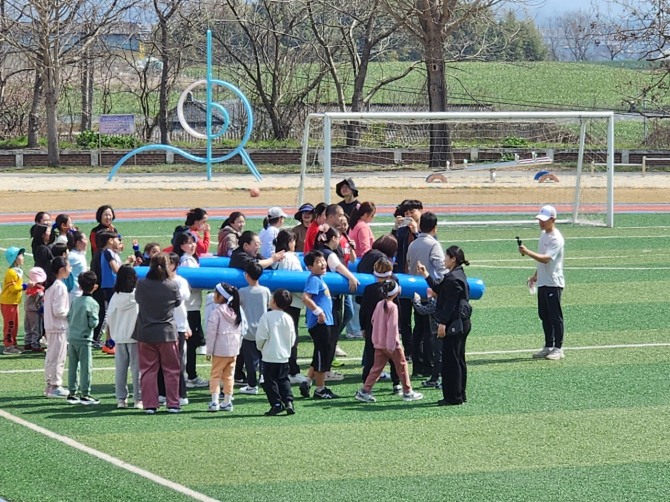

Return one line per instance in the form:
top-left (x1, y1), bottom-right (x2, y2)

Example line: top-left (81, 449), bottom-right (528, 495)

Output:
top-left (298, 111), bottom-right (615, 227)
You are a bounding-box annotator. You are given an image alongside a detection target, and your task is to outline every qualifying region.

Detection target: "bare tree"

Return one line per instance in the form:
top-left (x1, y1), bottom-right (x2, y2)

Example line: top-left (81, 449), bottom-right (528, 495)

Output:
top-left (306, 0), bottom-right (420, 145)
top-left (381, 0), bottom-right (512, 167)
top-left (210, 0), bottom-right (329, 141)
top-left (558, 10), bottom-right (598, 62)
top-left (1, 0), bottom-right (137, 166)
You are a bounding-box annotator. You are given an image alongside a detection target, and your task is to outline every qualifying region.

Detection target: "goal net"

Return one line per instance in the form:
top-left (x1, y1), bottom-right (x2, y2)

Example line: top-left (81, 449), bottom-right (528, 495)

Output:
top-left (299, 111), bottom-right (615, 227)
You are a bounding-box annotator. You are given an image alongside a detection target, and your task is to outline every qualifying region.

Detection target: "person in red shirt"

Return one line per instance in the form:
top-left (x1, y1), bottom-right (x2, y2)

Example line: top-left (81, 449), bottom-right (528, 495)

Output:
top-left (303, 203), bottom-right (327, 253)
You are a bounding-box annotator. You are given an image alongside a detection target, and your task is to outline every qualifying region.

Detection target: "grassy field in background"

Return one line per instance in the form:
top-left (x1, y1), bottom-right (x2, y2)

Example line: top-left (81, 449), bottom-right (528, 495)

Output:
top-left (87, 61), bottom-right (652, 118)
top-left (1, 213), bottom-right (670, 501)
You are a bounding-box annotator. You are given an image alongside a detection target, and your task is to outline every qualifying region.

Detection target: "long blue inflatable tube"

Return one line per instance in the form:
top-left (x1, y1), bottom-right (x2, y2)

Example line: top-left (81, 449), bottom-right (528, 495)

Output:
top-left (200, 255), bottom-right (360, 271)
top-left (135, 266), bottom-right (485, 300)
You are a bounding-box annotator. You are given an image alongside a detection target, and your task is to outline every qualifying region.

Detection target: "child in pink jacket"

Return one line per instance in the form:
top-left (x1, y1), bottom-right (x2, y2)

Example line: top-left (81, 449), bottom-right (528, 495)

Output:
top-left (355, 280), bottom-right (423, 403)
top-left (205, 282), bottom-right (243, 412)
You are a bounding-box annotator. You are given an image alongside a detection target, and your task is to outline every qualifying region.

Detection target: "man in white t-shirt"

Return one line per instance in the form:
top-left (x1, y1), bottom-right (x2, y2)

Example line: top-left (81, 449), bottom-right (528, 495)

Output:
top-left (519, 205), bottom-right (566, 360)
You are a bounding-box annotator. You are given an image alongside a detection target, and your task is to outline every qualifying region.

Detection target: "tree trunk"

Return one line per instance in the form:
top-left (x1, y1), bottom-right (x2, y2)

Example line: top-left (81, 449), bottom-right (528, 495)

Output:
top-left (27, 72), bottom-right (43, 148)
top-left (345, 51), bottom-right (369, 147)
top-left (44, 80), bottom-right (60, 167)
top-left (80, 53), bottom-right (93, 131)
top-left (158, 23), bottom-right (170, 145)
top-left (425, 37), bottom-right (454, 169)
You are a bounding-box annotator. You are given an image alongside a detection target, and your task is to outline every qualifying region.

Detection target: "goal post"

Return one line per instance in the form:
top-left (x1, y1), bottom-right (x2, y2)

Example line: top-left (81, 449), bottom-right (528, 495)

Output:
top-left (299, 111), bottom-right (616, 227)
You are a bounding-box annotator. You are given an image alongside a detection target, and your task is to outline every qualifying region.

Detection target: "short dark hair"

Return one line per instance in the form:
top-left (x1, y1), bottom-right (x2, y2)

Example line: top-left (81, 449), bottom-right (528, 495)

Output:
top-left (371, 234), bottom-right (398, 259)
top-left (273, 288), bottom-right (292, 310)
top-left (244, 260), bottom-right (263, 281)
top-left (238, 230), bottom-right (257, 248)
top-left (419, 212), bottom-right (438, 233)
top-left (401, 199), bottom-right (423, 212)
top-left (97, 230), bottom-right (117, 249)
top-left (95, 205), bottom-right (115, 223)
top-left (51, 242), bottom-right (68, 258)
top-left (114, 265), bottom-right (138, 293)
top-left (304, 250), bottom-right (324, 267)
top-left (79, 271), bottom-right (98, 293)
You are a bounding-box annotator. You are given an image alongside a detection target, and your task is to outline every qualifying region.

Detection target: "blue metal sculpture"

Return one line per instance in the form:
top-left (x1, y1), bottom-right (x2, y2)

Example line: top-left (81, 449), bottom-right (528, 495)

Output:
top-left (107, 30), bottom-right (260, 181)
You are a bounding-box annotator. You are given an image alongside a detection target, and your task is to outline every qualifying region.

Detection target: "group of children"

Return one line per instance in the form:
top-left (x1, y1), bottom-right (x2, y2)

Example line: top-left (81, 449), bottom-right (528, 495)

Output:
top-left (1, 187), bottom-right (432, 416)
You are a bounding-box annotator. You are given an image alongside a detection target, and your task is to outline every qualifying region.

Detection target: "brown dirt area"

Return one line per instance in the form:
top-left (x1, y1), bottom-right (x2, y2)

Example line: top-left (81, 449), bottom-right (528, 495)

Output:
top-left (0, 170), bottom-right (668, 213)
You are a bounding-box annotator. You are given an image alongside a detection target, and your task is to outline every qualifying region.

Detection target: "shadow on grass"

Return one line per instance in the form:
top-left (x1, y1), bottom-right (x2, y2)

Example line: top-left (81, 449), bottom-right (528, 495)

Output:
top-left (468, 357), bottom-right (532, 366)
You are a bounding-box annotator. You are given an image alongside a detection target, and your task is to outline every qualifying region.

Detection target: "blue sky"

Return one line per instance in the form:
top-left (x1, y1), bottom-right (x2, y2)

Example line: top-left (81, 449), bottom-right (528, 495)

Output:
top-left (520, 0), bottom-right (619, 20)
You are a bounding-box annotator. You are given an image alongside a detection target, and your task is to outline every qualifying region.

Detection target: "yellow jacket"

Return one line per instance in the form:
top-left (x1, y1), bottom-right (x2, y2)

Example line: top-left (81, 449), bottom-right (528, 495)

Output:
top-left (0, 268), bottom-right (24, 305)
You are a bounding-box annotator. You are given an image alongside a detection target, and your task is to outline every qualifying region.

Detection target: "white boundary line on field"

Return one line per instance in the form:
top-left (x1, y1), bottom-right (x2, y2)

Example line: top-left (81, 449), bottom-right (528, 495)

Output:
top-left (0, 409), bottom-right (220, 502)
top-left (2, 342), bottom-right (670, 375)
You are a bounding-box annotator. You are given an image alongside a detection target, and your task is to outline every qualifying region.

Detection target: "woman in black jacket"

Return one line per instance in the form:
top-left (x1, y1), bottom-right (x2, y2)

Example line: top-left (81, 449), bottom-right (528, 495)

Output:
top-left (417, 245), bottom-right (471, 406)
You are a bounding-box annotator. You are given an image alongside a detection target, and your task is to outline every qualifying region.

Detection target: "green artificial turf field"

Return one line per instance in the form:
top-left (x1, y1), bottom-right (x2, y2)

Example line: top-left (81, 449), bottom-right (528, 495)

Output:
top-left (1, 213), bottom-right (669, 501)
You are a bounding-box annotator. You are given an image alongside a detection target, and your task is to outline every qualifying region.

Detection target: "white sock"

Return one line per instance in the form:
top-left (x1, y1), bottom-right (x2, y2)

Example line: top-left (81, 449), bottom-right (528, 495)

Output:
top-left (211, 393), bottom-right (219, 404)
top-left (223, 393), bottom-right (232, 404)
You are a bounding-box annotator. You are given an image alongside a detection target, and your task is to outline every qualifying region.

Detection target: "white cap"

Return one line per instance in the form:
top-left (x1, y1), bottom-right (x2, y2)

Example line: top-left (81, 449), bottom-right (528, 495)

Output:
top-left (268, 207), bottom-right (288, 219)
top-left (535, 205), bottom-right (557, 221)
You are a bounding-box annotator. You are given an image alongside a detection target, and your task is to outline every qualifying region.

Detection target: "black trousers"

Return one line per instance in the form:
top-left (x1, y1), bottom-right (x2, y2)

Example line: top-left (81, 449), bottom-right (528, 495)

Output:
top-left (158, 332), bottom-right (187, 399)
top-left (241, 339), bottom-right (262, 388)
top-left (398, 298), bottom-right (413, 357)
top-left (411, 310), bottom-right (433, 377)
top-left (262, 361), bottom-right (293, 406)
top-left (285, 305), bottom-right (301, 376)
top-left (538, 286), bottom-right (564, 348)
top-left (185, 310), bottom-right (203, 380)
top-left (441, 320), bottom-right (471, 404)
top-left (361, 334), bottom-right (399, 386)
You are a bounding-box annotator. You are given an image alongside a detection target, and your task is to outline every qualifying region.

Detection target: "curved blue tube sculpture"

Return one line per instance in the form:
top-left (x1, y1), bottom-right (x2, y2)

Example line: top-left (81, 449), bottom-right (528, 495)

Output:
top-left (134, 266), bottom-right (485, 300)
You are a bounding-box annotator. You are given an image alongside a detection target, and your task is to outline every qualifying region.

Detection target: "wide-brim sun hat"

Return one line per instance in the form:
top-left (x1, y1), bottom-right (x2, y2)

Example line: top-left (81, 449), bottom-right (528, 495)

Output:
top-left (28, 267), bottom-right (47, 283)
top-left (4, 247), bottom-right (25, 267)
top-left (294, 203), bottom-right (315, 221)
top-left (336, 178), bottom-right (358, 198)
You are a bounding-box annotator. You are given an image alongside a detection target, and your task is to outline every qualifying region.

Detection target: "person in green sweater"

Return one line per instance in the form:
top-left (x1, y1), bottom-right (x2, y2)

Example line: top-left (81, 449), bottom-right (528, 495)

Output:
top-left (66, 271), bottom-right (100, 405)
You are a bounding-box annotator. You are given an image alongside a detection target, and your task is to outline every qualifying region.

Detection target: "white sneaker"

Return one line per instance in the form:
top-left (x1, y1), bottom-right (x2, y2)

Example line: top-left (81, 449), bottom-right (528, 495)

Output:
top-left (219, 401), bottom-right (233, 412)
top-left (259, 375), bottom-right (265, 385)
top-left (545, 348), bottom-right (565, 360)
top-left (392, 384), bottom-right (403, 395)
top-left (532, 347), bottom-right (552, 359)
top-left (207, 401), bottom-right (219, 412)
top-left (325, 371), bottom-right (344, 381)
top-left (197, 346), bottom-right (207, 355)
top-left (239, 385), bottom-right (258, 395)
top-left (158, 395), bottom-right (167, 404)
top-left (134, 401), bottom-right (144, 410)
top-left (117, 399), bottom-right (128, 409)
top-left (355, 389), bottom-right (376, 403)
top-left (186, 377), bottom-right (209, 388)
top-left (334, 346), bottom-right (348, 357)
top-left (47, 386), bottom-right (69, 399)
top-left (179, 397), bottom-right (189, 406)
top-left (403, 390), bottom-right (424, 402)
top-left (345, 332), bottom-right (364, 340)
top-left (289, 373), bottom-right (308, 384)
top-left (379, 371), bottom-right (391, 381)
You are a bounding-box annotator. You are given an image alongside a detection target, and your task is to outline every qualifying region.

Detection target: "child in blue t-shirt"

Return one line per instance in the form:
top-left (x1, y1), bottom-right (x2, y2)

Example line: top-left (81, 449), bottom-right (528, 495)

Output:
top-left (299, 251), bottom-right (338, 400)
